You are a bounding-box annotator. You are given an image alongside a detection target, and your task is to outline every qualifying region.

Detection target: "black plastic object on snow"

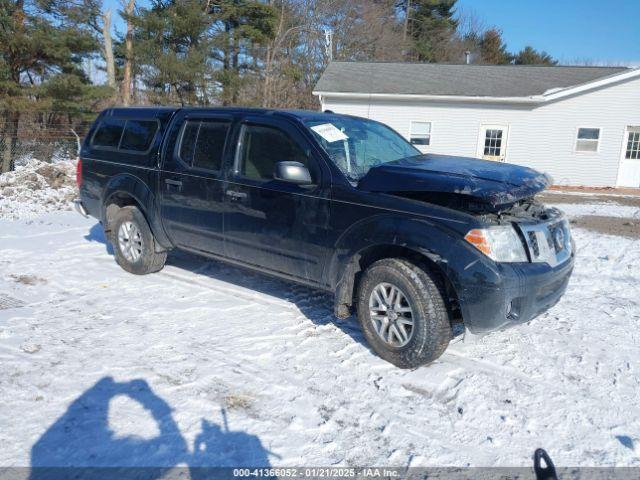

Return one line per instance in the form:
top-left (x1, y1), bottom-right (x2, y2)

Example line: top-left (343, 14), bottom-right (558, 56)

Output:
top-left (534, 448), bottom-right (558, 480)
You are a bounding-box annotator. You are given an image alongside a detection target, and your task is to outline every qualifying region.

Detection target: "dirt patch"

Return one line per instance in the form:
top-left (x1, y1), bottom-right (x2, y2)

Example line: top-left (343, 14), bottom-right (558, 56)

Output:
top-left (539, 192), bottom-right (640, 208)
top-left (223, 394), bottom-right (253, 411)
top-left (10, 274), bottom-right (47, 285)
top-left (569, 215), bottom-right (640, 239)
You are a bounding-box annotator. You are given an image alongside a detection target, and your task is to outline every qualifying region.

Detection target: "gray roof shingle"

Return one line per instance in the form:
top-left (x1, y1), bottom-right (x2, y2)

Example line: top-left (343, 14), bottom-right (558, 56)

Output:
top-left (314, 62), bottom-right (630, 98)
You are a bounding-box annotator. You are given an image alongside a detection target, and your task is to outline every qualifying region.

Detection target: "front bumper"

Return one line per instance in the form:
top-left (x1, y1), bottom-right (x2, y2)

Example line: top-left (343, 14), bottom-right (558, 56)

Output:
top-left (458, 253), bottom-right (575, 334)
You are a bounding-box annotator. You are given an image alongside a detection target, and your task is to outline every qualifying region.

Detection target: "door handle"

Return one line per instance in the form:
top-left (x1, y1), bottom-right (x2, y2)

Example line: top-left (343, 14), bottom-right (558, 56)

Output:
top-left (165, 179), bottom-right (183, 188)
top-left (225, 190), bottom-right (247, 200)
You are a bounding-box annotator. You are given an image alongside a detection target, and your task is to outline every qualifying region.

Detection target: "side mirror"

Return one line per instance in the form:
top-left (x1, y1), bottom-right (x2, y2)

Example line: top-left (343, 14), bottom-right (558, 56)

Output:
top-left (274, 161), bottom-right (313, 185)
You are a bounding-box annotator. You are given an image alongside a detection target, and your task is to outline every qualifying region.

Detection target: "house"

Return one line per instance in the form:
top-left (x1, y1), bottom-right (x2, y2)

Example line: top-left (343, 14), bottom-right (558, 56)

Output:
top-left (313, 62), bottom-right (640, 188)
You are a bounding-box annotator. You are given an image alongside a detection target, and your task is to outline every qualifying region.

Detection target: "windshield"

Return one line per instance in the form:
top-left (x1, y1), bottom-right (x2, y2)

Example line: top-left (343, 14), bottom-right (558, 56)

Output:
top-left (304, 117), bottom-right (420, 181)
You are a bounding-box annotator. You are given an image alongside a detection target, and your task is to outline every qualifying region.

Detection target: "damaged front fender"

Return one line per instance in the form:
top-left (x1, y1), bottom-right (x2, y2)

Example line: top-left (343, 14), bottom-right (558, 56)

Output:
top-left (327, 214), bottom-right (503, 324)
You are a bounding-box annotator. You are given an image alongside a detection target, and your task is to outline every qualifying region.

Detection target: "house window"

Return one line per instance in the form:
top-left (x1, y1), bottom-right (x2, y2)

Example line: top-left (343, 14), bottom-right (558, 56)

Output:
top-left (484, 129), bottom-right (503, 156)
top-left (625, 129), bottom-right (640, 160)
top-left (410, 121), bottom-right (431, 145)
top-left (576, 128), bottom-right (600, 152)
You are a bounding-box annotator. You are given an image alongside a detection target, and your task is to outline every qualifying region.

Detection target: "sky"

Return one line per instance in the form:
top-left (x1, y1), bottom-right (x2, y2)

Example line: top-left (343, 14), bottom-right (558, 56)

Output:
top-left (457, 0), bottom-right (640, 65)
top-left (103, 0), bottom-right (640, 66)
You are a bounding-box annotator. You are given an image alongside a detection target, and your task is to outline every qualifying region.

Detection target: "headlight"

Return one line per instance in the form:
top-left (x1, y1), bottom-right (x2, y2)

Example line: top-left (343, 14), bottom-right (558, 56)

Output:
top-left (464, 225), bottom-right (528, 262)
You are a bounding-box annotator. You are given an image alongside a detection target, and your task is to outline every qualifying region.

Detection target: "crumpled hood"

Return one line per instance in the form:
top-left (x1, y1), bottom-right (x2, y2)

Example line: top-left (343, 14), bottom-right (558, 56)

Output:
top-left (357, 154), bottom-right (552, 206)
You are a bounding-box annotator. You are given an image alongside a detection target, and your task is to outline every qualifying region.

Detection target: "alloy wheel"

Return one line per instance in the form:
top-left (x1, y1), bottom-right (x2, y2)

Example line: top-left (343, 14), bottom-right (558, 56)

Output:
top-left (117, 221), bottom-right (143, 263)
top-left (368, 282), bottom-right (414, 347)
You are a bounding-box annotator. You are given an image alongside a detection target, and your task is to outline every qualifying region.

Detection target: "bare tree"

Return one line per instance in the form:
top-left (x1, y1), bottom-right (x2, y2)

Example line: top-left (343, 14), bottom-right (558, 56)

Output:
top-left (102, 8), bottom-right (116, 89)
top-left (122, 0), bottom-right (136, 106)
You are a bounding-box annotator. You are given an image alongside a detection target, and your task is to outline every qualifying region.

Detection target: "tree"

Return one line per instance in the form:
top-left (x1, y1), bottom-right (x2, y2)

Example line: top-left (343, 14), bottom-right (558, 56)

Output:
top-left (513, 45), bottom-right (557, 65)
top-left (131, 0), bottom-right (216, 105)
top-left (0, 0), bottom-right (110, 171)
top-left (211, 0), bottom-right (277, 105)
top-left (101, 8), bottom-right (117, 90)
top-left (479, 28), bottom-right (511, 64)
top-left (87, 4), bottom-right (117, 91)
top-left (131, 0), bottom-right (276, 106)
top-left (121, 0), bottom-right (136, 105)
top-left (399, 0), bottom-right (458, 62)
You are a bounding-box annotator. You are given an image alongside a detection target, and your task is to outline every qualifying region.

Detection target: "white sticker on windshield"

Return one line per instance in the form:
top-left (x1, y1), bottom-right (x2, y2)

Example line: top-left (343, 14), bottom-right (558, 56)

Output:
top-left (310, 123), bottom-right (348, 143)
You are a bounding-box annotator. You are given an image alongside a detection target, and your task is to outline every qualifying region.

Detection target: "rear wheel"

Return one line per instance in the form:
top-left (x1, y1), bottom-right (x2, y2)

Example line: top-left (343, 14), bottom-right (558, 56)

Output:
top-left (356, 258), bottom-right (451, 368)
top-left (110, 206), bottom-right (167, 275)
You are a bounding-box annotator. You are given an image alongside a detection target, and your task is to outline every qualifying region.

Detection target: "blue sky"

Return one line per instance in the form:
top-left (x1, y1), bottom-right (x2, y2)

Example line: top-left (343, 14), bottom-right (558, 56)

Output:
top-left (104, 0), bottom-right (640, 66)
top-left (457, 0), bottom-right (640, 65)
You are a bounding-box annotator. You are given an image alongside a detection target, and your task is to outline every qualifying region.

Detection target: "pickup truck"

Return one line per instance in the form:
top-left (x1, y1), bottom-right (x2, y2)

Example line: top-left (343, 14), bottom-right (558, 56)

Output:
top-left (76, 107), bottom-right (574, 368)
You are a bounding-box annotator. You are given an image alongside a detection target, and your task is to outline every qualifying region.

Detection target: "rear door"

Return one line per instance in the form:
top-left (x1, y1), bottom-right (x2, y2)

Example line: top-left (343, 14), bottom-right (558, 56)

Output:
top-left (223, 116), bottom-right (332, 285)
top-left (159, 113), bottom-right (232, 254)
top-left (617, 126), bottom-right (640, 187)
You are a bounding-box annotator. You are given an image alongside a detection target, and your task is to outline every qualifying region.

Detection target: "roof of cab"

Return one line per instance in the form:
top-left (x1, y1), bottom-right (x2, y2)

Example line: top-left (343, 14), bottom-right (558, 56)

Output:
top-left (100, 106), bottom-right (354, 123)
top-left (178, 106), bottom-right (332, 118)
top-left (102, 106), bottom-right (180, 118)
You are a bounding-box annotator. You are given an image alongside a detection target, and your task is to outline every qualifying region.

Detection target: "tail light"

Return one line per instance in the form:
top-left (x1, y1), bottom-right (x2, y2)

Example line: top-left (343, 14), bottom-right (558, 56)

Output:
top-left (76, 157), bottom-right (82, 187)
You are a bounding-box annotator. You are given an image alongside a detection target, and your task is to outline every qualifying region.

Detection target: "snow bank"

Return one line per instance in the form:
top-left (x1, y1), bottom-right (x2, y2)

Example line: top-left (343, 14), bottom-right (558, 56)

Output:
top-left (0, 158), bottom-right (77, 220)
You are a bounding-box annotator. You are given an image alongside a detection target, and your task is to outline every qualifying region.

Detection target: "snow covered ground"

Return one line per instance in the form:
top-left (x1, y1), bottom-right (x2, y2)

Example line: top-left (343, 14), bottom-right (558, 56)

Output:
top-left (0, 182), bottom-right (639, 470)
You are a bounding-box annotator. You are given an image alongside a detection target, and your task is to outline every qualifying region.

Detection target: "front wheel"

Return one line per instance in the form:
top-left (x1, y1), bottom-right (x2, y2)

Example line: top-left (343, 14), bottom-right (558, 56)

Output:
top-left (110, 206), bottom-right (167, 275)
top-left (356, 258), bottom-right (451, 368)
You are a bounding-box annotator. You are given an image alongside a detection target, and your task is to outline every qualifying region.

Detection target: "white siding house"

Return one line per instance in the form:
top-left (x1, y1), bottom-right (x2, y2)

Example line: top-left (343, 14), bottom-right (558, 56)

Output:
top-left (313, 62), bottom-right (640, 188)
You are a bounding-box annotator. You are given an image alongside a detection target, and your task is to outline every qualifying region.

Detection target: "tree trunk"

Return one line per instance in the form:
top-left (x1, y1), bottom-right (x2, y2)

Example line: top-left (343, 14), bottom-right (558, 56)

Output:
top-left (231, 37), bottom-right (239, 105)
top-left (222, 21), bottom-right (231, 106)
top-left (2, 111), bottom-right (20, 173)
top-left (403, 0), bottom-right (410, 42)
top-left (122, 0), bottom-right (136, 106)
top-left (402, 0), bottom-right (411, 60)
top-left (262, 0), bottom-right (284, 108)
top-left (102, 8), bottom-right (116, 90)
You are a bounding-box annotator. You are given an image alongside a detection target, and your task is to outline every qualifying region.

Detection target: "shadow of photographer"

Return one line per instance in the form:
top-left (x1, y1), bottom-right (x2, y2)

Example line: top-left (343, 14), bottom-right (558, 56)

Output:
top-left (30, 376), bottom-right (272, 480)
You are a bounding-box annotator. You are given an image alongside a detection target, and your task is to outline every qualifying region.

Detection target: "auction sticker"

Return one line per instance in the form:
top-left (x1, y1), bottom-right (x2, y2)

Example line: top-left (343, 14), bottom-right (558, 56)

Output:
top-left (310, 123), bottom-right (348, 143)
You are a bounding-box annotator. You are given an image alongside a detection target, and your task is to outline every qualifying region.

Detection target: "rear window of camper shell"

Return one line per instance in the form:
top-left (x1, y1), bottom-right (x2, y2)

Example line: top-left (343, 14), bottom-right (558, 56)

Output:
top-left (91, 117), bottom-right (159, 153)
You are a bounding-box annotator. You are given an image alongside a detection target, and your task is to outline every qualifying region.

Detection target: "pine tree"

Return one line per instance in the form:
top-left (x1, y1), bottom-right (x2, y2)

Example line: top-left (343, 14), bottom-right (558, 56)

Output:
top-left (131, 0), bottom-right (276, 106)
top-left (210, 0), bottom-right (276, 105)
top-left (131, 0), bottom-right (217, 105)
top-left (0, 0), bottom-right (111, 171)
top-left (400, 0), bottom-right (458, 62)
top-left (479, 28), bottom-right (511, 64)
top-left (513, 46), bottom-right (557, 65)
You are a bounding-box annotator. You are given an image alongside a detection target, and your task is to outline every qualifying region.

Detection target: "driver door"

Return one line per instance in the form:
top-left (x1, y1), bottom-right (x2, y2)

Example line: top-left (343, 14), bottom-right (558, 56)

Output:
top-left (223, 116), bottom-right (331, 285)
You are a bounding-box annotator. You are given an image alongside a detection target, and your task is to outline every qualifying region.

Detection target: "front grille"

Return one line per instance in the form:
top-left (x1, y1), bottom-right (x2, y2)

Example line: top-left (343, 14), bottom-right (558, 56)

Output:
top-left (518, 217), bottom-right (572, 266)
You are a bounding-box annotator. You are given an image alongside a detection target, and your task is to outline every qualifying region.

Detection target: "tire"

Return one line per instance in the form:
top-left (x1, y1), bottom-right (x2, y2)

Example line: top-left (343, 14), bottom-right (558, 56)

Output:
top-left (110, 206), bottom-right (167, 275)
top-left (356, 258), bottom-right (451, 368)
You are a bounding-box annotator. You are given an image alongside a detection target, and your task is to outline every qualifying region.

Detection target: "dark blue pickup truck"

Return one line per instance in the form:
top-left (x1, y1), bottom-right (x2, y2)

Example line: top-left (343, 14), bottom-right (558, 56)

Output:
top-left (76, 107), bottom-right (574, 368)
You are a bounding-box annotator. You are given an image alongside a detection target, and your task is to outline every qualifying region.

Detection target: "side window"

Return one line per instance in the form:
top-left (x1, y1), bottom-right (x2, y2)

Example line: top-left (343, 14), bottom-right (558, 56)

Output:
top-left (178, 121), bottom-right (199, 164)
top-left (178, 120), bottom-right (229, 172)
top-left (238, 125), bottom-right (310, 181)
top-left (193, 121), bottom-right (229, 171)
top-left (120, 120), bottom-right (158, 152)
top-left (92, 118), bottom-right (125, 148)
